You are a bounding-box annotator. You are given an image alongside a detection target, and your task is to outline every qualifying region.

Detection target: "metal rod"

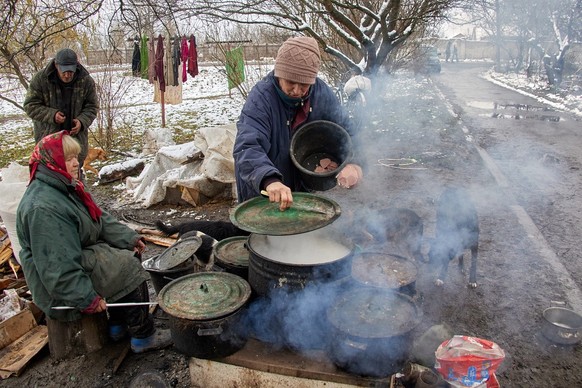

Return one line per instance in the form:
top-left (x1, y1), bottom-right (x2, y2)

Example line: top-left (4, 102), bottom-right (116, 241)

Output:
top-left (51, 302), bottom-right (158, 310)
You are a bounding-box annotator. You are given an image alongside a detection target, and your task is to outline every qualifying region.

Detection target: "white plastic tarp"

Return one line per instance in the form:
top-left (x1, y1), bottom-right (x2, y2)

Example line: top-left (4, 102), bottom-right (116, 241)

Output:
top-left (126, 123), bottom-right (237, 207)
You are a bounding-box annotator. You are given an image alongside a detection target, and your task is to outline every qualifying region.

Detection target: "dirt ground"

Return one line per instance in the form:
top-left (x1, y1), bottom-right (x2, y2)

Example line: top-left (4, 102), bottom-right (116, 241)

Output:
top-left (2, 64), bottom-right (582, 387)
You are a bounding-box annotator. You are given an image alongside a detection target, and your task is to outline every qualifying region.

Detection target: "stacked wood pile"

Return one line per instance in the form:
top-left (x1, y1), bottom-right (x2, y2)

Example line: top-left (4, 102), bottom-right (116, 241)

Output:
top-left (0, 228), bottom-right (22, 283)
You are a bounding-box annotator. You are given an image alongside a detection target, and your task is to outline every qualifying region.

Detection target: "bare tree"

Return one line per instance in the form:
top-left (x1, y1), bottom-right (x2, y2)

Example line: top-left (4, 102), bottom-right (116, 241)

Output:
top-left (470, 0), bottom-right (581, 86)
top-left (123, 0), bottom-right (464, 78)
top-left (0, 0), bottom-right (101, 111)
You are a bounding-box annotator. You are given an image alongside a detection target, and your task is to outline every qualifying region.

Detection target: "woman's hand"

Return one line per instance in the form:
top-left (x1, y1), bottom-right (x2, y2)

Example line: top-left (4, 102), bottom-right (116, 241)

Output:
top-left (336, 164), bottom-right (363, 189)
top-left (264, 182), bottom-right (293, 210)
top-left (134, 239), bottom-right (146, 255)
top-left (82, 296), bottom-right (107, 314)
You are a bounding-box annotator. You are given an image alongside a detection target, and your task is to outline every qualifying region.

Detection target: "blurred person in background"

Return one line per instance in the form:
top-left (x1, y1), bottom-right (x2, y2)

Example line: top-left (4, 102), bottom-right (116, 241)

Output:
top-left (16, 131), bottom-right (172, 353)
top-left (24, 48), bottom-right (98, 179)
top-left (233, 36), bottom-right (364, 209)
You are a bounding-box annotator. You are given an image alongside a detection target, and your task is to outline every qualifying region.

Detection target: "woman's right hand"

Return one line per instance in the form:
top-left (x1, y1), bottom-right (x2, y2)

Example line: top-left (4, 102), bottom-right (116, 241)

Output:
top-left (82, 296), bottom-right (107, 313)
top-left (264, 182), bottom-right (293, 210)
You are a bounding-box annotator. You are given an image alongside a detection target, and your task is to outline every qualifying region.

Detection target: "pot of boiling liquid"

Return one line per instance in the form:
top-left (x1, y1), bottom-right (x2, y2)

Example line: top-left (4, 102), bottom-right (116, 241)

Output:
top-left (246, 227), bottom-right (353, 297)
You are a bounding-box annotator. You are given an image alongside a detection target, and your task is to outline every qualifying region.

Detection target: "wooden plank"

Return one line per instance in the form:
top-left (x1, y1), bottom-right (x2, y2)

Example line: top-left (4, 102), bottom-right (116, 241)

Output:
top-left (0, 325), bottom-right (48, 379)
top-left (189, 357), bottom-right (363, 388)
top-left (0, 309), bottom-right (37, 350)
top-left (112, 344), bottom-right (131, 375)
top-left (142, 235), bottom-right (177, 247)
top-left (214, 339), bottom-right (391, 386)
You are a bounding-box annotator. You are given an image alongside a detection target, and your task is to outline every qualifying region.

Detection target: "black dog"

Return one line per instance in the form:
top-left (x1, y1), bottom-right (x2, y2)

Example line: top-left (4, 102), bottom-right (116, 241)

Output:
top-left (178, 230), bottom-right (218, 269)
top-left (428, 187), bottom-right (480, 288)
top-left (155, 219), bottom-right (250, 241)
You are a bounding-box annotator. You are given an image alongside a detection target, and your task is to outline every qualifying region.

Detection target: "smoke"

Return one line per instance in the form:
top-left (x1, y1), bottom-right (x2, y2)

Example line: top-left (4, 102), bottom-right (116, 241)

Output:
top-left (242, 282), bottom-right (341, 351)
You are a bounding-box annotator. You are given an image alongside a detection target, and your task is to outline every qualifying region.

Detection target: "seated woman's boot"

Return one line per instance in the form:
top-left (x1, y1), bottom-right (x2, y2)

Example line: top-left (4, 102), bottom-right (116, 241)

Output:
top-left (108, 324), bottom-right (128, 342)
top-left (130, 329), bottom-right (173, 353)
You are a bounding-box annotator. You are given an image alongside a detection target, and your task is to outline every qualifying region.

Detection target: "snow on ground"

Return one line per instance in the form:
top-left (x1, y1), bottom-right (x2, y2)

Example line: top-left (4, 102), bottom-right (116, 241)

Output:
top-left (483, 69), bottom-right (582, 117)
top-left (0, 63), bottom-right (271, 171)
top-left (1, 60), bottom-right (581, 174)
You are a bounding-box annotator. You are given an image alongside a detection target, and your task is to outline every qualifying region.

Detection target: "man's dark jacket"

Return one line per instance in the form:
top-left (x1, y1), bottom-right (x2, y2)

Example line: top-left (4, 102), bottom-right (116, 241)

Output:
top-left (23, 59), bottom-right (98, 164)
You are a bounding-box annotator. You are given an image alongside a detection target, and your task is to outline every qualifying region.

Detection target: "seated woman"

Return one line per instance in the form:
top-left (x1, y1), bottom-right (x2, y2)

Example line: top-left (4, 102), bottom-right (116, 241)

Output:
top-left (16, 131), bottom-right (171, 353)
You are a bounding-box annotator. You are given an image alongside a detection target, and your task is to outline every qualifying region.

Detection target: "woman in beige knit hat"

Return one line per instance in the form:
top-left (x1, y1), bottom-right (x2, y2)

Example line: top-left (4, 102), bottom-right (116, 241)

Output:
top-left (233, 36), bottom-right (364, 209)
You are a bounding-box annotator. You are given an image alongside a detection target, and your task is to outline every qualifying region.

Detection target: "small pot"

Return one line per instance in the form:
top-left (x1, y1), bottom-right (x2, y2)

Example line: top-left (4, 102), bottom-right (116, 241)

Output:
top-left (142, 255), bottom-right (195, 295)
top-left (542, 307), bottom-right (582, 345)
top-left (213, 236), bottom-right (249, 279)
top-left (290, 120), bottom-right (353, 191)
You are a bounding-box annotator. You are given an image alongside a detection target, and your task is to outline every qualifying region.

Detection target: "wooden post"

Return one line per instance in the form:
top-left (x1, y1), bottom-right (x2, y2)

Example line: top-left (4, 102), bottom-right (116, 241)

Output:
top-left (46, 312), bottom-right (108, 359)
top-left (161, 90), bottom-right (166, 128)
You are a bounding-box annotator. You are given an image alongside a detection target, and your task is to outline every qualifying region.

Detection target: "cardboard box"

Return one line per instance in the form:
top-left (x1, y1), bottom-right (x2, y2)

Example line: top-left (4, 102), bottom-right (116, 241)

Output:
top-left (0, 307), bottom-right (48, 379)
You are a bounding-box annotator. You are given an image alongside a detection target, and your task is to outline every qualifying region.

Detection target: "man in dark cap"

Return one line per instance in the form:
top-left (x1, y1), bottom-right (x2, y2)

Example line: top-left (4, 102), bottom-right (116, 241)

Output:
top-left (233, 36), bottom-right (363, 209)
top-left (24, 48), bottom-right (98, 177)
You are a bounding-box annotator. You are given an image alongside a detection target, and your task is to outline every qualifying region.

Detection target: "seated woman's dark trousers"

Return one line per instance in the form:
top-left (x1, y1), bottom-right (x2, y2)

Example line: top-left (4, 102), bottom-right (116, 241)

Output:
top-left (107, 281), bottom-right (155, 339)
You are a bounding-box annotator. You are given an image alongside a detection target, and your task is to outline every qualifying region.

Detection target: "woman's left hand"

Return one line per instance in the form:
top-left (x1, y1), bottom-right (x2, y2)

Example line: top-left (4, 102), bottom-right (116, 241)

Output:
top-left (336, 164), bottom-right (363, 189)
top-left (134, 239), bottom-right (146, 255)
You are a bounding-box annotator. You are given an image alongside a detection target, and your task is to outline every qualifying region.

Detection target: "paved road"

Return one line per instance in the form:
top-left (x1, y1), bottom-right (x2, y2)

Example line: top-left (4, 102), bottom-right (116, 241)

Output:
top-left (432, 61), bottom-right (582, 311)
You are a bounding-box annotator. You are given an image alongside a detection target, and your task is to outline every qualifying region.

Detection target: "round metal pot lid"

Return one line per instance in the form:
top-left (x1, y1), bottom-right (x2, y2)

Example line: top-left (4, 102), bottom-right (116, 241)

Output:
top-left (158, 272), bottom-right (251, 320)
top-left (230, 192), bottom-right (341, 235)
top-left (327, 287), bottom-right (421, 338)
top-left (214, 236), bottom-right (249, 268)
top-left (351, 252), bottom-right (418, 289)
top-left (153, 236), bottom-right (202, 271)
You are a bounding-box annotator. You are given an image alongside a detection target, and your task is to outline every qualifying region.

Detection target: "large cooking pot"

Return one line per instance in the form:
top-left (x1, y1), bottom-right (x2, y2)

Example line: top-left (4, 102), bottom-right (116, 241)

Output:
top-left (246, 229), bottom-right (353, 296)
top-left (158, 272), bottom-right (251, 358)
top-left (542, 307), bottom-right (582, 345)
top-left (326, 287), bottom-right (422, 377)
top-left (351, 252), bottom-right (418, 296)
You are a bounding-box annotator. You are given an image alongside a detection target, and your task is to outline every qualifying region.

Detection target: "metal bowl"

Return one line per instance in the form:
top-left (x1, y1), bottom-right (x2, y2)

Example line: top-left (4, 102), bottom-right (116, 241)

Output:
top-left (542, 307), bottom-right (582, 345)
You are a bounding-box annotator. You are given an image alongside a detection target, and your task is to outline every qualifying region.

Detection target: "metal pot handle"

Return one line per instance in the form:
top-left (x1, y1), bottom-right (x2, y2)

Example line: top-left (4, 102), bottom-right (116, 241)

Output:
top-left (344, 338), bottom-right (368, 351)
top-left (551, 300), bottom-right (571, 309)
top-left (197, 326), bottom-right (223, 336)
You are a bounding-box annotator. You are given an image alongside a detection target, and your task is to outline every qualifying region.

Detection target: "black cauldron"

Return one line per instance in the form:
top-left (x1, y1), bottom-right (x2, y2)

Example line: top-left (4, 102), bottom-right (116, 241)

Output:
top-left (246, 231), bottom-right (353, 296)
top-left (327, 287), bottom-right (422, 377)
top-left (158, 272), bottom-right (251, 358)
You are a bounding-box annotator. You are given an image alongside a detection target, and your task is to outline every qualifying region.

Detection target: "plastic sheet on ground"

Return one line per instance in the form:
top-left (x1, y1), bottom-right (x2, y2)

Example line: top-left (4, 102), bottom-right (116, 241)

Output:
top-left (126, 123), bottom-right (236, 207)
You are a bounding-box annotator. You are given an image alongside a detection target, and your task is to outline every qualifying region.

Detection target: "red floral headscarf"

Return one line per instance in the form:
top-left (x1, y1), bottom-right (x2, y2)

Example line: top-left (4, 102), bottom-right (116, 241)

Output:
top-left (29, 131), bottom-right (102, 221)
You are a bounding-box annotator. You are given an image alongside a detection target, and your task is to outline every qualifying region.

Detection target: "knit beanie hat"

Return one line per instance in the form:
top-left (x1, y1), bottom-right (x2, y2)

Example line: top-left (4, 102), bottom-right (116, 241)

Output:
top-left (274, 37), bottom-right (321, 85)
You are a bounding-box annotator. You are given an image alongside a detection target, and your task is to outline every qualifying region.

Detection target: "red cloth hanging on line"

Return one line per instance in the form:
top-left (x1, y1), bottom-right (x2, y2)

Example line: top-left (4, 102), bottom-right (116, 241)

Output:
top-left (181, 37), bottom-right (189, 83)
top-left (154, 34), bottom-right (166, 92)
top-left (188, 35), bottom-right (199, 78)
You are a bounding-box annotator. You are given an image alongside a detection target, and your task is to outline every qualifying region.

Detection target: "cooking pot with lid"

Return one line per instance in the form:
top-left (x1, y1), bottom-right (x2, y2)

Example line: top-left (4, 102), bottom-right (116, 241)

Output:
top-left (158, 272), bottom-right (251, 358)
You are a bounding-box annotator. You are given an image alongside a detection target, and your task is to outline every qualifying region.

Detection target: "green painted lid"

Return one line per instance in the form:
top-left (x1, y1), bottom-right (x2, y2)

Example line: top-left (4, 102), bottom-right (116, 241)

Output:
top-left (213, 236), bottom-right (249, 268)
top-left (152, 236), bottom-right (202, 270)
top-left (230, 192), bottom-right (341, 235)
top-left (158, 272), bottom-right (251, 320)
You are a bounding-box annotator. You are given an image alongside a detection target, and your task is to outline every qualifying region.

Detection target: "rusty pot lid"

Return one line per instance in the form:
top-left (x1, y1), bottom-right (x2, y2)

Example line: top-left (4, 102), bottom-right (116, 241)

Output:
top-left (152, 236), bottom-right (202, 271)
top-left (158, 272), bottom-right (251, 320)
top-left (213, 236), bottom-right (249, 268)
top-left (230, 192), bottom-right (341, 235)
top-left (327, 287), bottom-right (421, 338)
top-left (351, 252), bottom-right (418, 289)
